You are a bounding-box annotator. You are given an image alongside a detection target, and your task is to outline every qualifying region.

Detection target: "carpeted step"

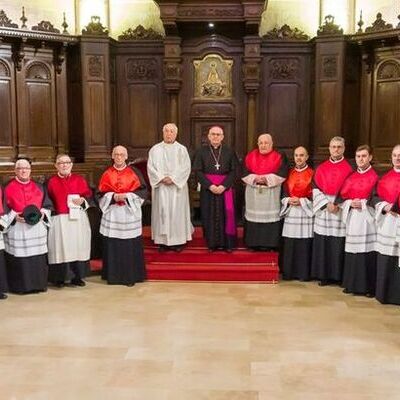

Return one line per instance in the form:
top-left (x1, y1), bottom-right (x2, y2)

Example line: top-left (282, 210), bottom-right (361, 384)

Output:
top-left (145, 262), bottom-right (279, 282)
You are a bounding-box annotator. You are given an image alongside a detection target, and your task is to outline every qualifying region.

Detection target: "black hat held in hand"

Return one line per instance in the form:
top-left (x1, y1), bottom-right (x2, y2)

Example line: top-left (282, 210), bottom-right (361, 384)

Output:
top-left (22, 205), bottom-right (42, 226)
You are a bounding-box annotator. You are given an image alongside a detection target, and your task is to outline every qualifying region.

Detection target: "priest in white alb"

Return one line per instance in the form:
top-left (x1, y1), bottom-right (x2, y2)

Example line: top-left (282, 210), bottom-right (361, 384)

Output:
top-left (147, 123), bottom-right (193, 252)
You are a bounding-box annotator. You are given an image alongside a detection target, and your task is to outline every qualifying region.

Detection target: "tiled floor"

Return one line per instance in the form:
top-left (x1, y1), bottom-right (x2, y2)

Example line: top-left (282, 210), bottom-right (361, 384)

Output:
top-left (1, 277), bottom-right (399, 399)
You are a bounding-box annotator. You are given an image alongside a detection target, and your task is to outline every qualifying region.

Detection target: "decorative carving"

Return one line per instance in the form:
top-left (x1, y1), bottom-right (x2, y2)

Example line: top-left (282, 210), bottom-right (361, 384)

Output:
top-left (62, 12), bottom-right (69, 34)
top-left (110, 58), bottom-right (116, 82)
top-left (55, 44), bottom-right (67, 74)
top-left (177, 8), bottom-right (242, 17)
top-left (118, 25), bottom-right (163, 40)
top-left (377, 61), bottom-right (400, 80)
top-left (12, 39), bottom-right (26, 71)
top-left (20, 6), bottom-right (27, 29)
top-left (126, 58), bottom-right (158, 81)
top-left (357, 10), bottom-right (364, 33)
top-left (317, 15), bottom-right (343, 36)
top-left (398, 15), bottom-right (400, 29)
top-left (164, 62), bottom-right (181, 80)
top-left (194, 54), bottom-right (233, 99)
top-left (32, 20), bottom-right (60, 34)
top-left (0, 10), bottom-right (18, 28)
top-left (87, 56), bottom-right (103, 78)
top-left (321, 56), bottom-right (337, 79)
top-left (243, 63), bottom-right (260, 80)
top-left (263, 24), bottom-right (309, 41)
top-left (0, 59), bottom-right (10, 77)
top-left (26, 62), bottom-right (51, 80)
top-left (365, 13), bottom-right (393, 33)
top-left (192, 103), bottom-right (234, 118)
top-left (270, 59), bottom-right (299, 80)
top-left (82, 16), bottom-right (108, 36)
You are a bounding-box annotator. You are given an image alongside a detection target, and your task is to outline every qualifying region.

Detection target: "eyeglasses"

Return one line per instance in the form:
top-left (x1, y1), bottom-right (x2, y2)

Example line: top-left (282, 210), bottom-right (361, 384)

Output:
top-left (15, 167), bottom-right (31, 170)
top-left (209, 132), bottom-right (223, 136)
top-left (57, 161), bottom-right (72, 165)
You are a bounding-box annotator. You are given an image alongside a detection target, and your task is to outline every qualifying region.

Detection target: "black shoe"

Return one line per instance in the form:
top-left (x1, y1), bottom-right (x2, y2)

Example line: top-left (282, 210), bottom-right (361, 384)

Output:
top-left (173, 245), bottom-right (184, 253)
top-left (55, 281), bottom-right (65, 288)
top-left (71, 279), bottom-right (86, 287)
top-left (225, 248), bottom-right (233, 253)
top-left (365, 293), bottom-right (374, 298)
top-left (158, 245), bottom-right (168, 253)
top-left (0, 293), bottom-right (7, 300)
top-left (126, 283), bottom-right (135, 287)
top-left (342, 288), bottom-right (351, 294)
top-left (318, 280), bottom-right (329, 286)
top-left (208, 248), bottom-right (216, 253)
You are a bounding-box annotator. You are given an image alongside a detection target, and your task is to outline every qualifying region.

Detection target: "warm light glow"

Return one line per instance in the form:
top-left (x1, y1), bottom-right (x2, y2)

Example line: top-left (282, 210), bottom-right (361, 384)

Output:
top-left (77, 0), bottom-right (108, 33)
top-left (355, 0), bottom-right (399, 30)
top-left (109, 0), bottom-right (164, 38)
top-left (320, 0), bottom-right (355, 33)
top-left (260, 0), bottom-right (320, 37)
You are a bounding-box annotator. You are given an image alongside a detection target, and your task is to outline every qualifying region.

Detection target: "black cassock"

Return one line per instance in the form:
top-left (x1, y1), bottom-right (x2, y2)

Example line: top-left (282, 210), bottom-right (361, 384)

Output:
top-left (193, 145), bottom-right (239, 250)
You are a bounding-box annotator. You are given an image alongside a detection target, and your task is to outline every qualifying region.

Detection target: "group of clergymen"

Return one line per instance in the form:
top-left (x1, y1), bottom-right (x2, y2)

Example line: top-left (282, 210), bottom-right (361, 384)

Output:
top-left (0, 122), bottom-right (400, 306)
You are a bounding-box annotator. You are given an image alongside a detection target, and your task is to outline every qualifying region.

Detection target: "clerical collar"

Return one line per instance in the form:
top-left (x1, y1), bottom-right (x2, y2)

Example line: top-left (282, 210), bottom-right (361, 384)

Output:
top-left (357, 165), bottom-right (371, 174)
top-left (113, 164), bottom-right (127, 171)
top-left (58, 173), bottom-right (71, 179)
top-left (329, 156), bottom-right (344, 163)
top-left (210, 144), bottom-right (222, 150)
top-left (295, 164), bottom-right (308, 172)
top-left (15, 177), bottom-right (30, 185)
top-left (394, 167), bottom-right (400, 173)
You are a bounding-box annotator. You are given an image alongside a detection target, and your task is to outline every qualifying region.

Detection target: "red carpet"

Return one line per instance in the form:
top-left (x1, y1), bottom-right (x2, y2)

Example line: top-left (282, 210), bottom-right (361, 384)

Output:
top-left (90, 227), bottom-right (280, 283)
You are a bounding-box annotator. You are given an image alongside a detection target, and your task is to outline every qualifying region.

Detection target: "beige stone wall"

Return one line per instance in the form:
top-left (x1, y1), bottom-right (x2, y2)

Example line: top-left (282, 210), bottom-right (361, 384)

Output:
top-left (0, 0), bottom-right (75, 33)
top-left (109, 0), bottom-right (164, 38)
top-left (355, 0), bottom-right (399, 29)
top-left (259, 0), bottom-right (320, 37)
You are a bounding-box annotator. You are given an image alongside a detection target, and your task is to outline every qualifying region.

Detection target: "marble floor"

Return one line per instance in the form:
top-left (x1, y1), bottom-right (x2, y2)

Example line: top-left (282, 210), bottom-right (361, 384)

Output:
top-left (1, 277), bottom-right (400, 400)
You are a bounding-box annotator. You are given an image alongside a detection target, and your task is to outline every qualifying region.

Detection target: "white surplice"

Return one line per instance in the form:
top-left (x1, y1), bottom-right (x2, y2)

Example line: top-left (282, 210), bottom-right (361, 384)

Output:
top-left (147, 141), bottom-right (193, 246)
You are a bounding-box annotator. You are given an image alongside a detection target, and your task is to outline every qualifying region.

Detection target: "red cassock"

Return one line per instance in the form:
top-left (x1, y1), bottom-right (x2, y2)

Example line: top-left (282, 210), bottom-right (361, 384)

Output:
top-left (376, 169), bottom-right (400, 205)
top-left (4, 179), bottom-right (44, 213)
top-left (314, 159), bottom-right (353, 195)
top-left (340, 168), bottom-right (378, 200)
top-left (0, 187), bottom-right (3, 215)
top-left (245, 149), bottom-right (282, 174)
top-left (285, 167), bottom-right (314, 199)
top-left (47, 174), bottom-right (92, 215)
top-left (98, 166), bottom-right (141, 194)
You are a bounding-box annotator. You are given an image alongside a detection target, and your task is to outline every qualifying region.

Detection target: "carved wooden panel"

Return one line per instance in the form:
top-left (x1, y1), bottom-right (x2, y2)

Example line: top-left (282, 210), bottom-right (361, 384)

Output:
top-left (266, 83), bottom-right (299, 147)
top-left (87, 83), bottom-right (106, 146)
top-left (0, 59), bottom-right (13, 148)
top-left (25, 81), bottom-right (53, 146)
top-left (368, 56), bottom-right (400, 165)
top-left (123, 84), bottom-right (159, 148)
top-left (259, 47), bottom-right (312, 156)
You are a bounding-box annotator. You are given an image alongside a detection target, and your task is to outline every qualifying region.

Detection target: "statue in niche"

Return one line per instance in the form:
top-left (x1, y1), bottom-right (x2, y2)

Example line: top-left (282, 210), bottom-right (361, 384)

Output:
top-left (201, 62), bottom-right (226, 97)
top-left (194, 54), bottom-right (233, 100)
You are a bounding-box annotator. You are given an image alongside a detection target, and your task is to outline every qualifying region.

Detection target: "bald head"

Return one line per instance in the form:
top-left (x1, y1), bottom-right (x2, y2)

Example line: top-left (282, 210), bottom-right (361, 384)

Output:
top-left (257, 133), bottom-right (273, 154)
top-left (294, 146), bottom-right (309, 168)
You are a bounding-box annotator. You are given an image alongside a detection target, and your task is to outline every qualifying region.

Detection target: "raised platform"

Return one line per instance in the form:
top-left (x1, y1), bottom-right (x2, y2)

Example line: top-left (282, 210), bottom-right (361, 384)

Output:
top-left (90, 226), bottom-right (279, 283)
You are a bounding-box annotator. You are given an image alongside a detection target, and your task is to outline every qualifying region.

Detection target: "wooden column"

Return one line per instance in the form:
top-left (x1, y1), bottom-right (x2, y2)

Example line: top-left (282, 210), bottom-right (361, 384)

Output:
top-left (79, 35), bottom-right (112, 161)
top-left (163, 36), bottom-right (182, 126)
top-left (243, 36), bottom-right (261, 152)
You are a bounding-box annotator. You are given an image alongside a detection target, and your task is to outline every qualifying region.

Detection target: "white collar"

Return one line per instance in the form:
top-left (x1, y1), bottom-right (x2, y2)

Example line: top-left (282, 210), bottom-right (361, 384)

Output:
top-left (113, 164), bottom-right (127, 171)
top-left (357, 165), bottom-right (371, 174)
top-left (15, 177), bottom-right (30, 185)
top-left (329, 156), bottom-right (344, 164)
top-left (295, 164), bottom-right (308, 172)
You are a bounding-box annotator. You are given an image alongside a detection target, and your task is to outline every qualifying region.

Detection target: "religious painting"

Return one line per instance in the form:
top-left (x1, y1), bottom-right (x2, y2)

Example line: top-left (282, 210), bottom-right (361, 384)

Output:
top-left (193, 54), bottom-right (233, 100)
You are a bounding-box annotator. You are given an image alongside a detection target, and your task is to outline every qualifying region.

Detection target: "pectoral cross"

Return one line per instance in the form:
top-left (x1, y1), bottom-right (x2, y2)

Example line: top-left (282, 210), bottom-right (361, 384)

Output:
top-left (215, 163), bottom-right (220, 170)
